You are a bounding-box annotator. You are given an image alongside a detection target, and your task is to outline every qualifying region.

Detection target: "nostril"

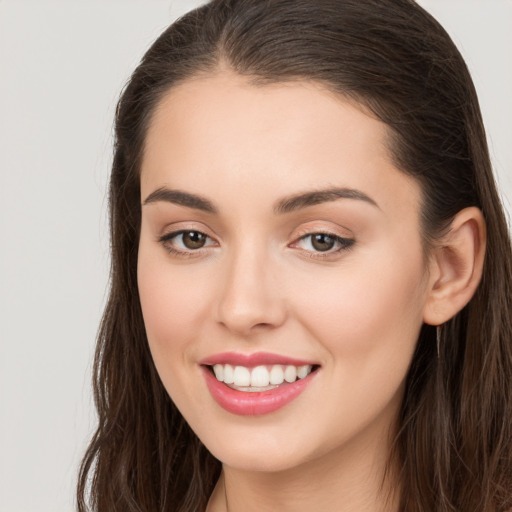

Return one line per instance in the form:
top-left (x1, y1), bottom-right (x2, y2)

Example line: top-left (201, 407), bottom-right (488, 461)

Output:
top-left (253, 322), bottom-right (273, 329)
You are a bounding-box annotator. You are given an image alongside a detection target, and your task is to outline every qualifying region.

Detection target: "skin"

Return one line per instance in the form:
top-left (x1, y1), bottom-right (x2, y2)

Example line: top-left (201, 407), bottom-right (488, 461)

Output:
top-left (137, 71), bottom-right (485, 512)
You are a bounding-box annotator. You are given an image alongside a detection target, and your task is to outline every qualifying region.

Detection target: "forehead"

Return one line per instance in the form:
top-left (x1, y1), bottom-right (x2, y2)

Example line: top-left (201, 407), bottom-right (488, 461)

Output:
top-left (143, 71), bottom-right (387, 166)
top-left (140, 71), bottom-right (421, 219)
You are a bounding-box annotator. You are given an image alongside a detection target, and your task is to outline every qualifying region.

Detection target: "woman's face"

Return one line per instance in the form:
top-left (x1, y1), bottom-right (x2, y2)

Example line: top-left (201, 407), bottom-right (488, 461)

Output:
top-left (138, 72), bottom-right (433, 472)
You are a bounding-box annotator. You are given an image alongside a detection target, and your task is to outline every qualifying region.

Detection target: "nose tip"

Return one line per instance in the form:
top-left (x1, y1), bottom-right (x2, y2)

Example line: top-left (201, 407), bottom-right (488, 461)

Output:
top-left (218, 308), bottom-right (278, 336)
top-left (215, 255), bottom-right (287, 336)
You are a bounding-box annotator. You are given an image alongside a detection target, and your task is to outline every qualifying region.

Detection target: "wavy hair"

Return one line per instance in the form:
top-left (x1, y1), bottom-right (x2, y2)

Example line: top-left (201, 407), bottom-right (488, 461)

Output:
top-left (78, 1), bottom-right (512, 510)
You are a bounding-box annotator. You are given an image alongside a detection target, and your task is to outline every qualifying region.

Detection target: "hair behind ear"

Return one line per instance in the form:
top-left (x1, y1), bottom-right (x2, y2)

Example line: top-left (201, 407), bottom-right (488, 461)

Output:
top-left (394, 200), bottom-right (512, 510)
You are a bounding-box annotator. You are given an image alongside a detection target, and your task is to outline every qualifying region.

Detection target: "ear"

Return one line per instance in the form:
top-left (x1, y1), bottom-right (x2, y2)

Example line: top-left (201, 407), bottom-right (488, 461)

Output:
top-left (423, 207), bottom-right (486, 326)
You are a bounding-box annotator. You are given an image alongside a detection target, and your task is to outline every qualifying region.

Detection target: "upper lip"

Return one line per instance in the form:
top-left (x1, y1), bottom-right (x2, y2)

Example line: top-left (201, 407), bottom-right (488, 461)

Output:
top-left (199, 351), bottom-right (318, 367)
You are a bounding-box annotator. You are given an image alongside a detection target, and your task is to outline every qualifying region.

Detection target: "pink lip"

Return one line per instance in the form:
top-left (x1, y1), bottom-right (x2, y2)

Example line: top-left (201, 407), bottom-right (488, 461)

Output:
top-left (200, 356), bottom-right (319, 416)
top-left (199, 351), bottom-right (317, 367)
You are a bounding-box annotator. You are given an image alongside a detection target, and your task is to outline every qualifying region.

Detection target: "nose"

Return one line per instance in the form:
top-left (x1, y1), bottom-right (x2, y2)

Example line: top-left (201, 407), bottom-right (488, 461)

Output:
top-left (215, 247), bottom-right (287, 336)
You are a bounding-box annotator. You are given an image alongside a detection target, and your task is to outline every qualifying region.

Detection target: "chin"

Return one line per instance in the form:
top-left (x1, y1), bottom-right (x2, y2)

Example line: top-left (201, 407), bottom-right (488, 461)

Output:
top-left (197, 427), bottom-right (309, 473)
top-left (212, 447), bottom-right (303, 473)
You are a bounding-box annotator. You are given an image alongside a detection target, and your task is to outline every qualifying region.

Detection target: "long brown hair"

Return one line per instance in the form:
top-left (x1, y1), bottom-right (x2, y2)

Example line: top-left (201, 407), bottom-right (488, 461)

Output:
top-left (77, 1), bottom-right (512, 510)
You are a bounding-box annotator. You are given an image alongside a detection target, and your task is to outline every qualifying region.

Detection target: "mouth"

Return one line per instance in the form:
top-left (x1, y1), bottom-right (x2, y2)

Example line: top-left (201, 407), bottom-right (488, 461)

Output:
top-left (199, 354), bottom-right (320, 415)
top-left (205, 363), bottom-right (319, 392)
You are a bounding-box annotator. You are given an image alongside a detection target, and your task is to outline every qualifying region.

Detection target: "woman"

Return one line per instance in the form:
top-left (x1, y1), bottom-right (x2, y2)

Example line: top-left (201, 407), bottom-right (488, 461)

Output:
top-left (77, 0), bottom-right (512, 510)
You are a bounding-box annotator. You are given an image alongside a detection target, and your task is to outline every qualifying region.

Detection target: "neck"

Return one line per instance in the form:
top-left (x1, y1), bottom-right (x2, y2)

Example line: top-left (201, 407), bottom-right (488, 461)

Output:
top-left (207, 420), bottom-right (401, 512)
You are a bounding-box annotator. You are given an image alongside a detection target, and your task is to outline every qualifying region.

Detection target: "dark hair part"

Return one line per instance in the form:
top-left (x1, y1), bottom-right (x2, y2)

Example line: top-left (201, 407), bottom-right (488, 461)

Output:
top-left (78, 1), bottom-right (512, 510)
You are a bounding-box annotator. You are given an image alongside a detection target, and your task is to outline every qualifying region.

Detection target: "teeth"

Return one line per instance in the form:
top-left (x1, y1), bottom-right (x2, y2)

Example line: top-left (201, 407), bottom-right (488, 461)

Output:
top-left (213, 364), bottom-right (223, 381)
top-left (297, 365), bottom-right (310, 379)
top-left (269, 365), bottom-right (284, 385)
top-left (211, 363), bottom-right (313, 389)
top-left (251, 366), bottom-right (270, 387)
top-left (284, 365), bottom-right (297, 383)
top-left (233, 366), bottom-right (251, 386)
top-left (223, 364), bottom-right (234, 384)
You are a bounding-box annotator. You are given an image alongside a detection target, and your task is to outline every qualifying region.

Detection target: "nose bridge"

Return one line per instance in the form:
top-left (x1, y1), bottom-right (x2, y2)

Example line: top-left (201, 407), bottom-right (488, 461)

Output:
top-left (216, 238), bottom-right (286, 335)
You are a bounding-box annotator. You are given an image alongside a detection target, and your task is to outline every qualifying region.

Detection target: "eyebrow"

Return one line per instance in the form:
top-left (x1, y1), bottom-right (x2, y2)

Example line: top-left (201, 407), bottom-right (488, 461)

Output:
top-left (142, 186), bottom-right (379, 214)
top-left (274, 187), bottom-right (379, 214)
top-left (143, 187), bottom-right (217, 213)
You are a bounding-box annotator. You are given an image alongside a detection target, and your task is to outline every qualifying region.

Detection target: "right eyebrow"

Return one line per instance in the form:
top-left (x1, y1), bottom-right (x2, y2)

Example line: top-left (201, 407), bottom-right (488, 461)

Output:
top-left (142, 187), bottom-right (217, 214)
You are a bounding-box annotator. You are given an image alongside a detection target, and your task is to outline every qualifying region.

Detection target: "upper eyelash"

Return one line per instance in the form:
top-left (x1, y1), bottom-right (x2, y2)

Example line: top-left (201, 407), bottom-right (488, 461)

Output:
top-left (157, 230), bottom-right (355, 258)
top-left (158, 230), bottom-right (207, 243)
top-left (293, 232), bottom-right (355, 256)
top-left (158, 230), bottom-right (214, 257)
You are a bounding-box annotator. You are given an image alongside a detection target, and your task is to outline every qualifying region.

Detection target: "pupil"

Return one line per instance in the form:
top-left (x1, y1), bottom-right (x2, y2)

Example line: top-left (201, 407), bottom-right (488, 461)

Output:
top-left (312, 233), bottom-right (335, 252)
top-left (183, 231), bottom-right (206, 249)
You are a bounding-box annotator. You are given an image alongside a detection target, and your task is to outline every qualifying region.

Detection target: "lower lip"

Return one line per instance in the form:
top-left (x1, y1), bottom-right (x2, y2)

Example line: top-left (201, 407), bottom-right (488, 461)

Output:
top-left (202, 366), bottom-right (317, 416)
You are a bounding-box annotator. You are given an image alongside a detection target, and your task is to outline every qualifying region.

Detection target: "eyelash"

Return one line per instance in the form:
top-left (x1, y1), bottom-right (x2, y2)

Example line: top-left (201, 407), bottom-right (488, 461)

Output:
top-left (292, 232), bottom-right (355, 259)
top-left (158, 230), bottom-right (216, 259)
top-left (158, 230), bottom-right (355, 259)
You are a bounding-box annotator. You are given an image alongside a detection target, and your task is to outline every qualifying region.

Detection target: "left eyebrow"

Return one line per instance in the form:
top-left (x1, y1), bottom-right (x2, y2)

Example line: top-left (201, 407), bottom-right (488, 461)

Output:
top-left (274, 187), bottom-right (380, 214)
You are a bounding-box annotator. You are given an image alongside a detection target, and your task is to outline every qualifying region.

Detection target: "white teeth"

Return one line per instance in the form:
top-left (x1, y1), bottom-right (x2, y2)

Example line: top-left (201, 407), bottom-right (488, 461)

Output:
top-left (213, 364), bottom-right (224, 381)
top-left (297, 365), bottom-right (312, 379)
top-left (284, 365), bottom-right (297, 383)
top-left (212, 363), bottom-right (314, 389)
top-left (269, 365), bottom-right (284, 385)
top-left (223, 364), bottom-right (234, 384)
top-left (251, 366), bottom-right (270, 387)
top-left (233, 366), bottom-right (251, 387)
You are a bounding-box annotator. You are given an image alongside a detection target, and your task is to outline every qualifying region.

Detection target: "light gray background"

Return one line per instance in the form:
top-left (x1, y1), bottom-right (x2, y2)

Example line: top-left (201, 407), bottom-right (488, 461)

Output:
top-left (0, 1), bottom-right (510, 511)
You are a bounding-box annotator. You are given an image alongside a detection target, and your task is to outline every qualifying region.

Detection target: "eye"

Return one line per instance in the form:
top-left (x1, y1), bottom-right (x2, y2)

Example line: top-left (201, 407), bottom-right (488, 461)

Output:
top-left (159, 230), bottom-right (216, 255)
top-left (178, 231), bottom-right (209, 249)
top-left (294, 232), bottom-right (354, 254)
top-left (309, 233), bottom-right (337, 252)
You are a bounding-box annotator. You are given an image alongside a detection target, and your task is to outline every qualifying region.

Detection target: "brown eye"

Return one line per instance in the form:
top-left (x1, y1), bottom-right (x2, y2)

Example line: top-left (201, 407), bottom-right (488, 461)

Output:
top-left (181, 231), bottom-right (207, 249)
top-left (293, 232), bottom-right (355, 255)
top-left (159, 230), bottom-right (214, 254)
top-left (311, 233), bottom-right (336, 252)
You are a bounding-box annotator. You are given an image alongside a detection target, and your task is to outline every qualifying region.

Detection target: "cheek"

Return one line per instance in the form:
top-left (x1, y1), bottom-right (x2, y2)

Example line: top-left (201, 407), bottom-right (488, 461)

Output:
top-left (280, 246), bottom-right (428, 450)
top-left (137, 241), bottom-right (214, 337)
top-left (136, 246), bottom-right (215, 396)
top-left (139, 269), bottom-right (201, 344)
top-left (292, 242), bottom-right (427, 372)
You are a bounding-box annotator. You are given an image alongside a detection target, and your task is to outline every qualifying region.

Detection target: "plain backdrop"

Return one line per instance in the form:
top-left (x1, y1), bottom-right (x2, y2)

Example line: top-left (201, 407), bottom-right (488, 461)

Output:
top-left (0, 1), bottom-right (510, 511)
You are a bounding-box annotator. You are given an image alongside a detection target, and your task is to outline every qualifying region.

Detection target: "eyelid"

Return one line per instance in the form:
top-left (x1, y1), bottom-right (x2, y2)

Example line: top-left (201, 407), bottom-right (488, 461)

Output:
top-left (158, 228), bottom-right (219, 258)
top-left (159, 229), bottom-right (213, 243)
top-left (290, 222), bottom-right (354, 243)
top-left (156, 223), bottom-right (354, 259)
top-left (291, 232), bottom-right (354, 249)
top-left (288, 226), bottom-right (355, 258)
top-left (157, 220), bottom-right (219, 244)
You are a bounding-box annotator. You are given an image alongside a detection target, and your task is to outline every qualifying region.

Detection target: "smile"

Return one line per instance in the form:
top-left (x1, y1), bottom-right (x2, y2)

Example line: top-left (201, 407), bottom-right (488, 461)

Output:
top-left (200, 352), bottom-right (320, 415)
top-left (212, 363), bottom-right (314, 391)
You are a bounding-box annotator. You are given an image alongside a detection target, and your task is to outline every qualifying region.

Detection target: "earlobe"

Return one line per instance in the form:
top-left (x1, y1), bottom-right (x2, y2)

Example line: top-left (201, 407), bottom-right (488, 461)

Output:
top-left (423, 207), bottom-right (486, 326)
